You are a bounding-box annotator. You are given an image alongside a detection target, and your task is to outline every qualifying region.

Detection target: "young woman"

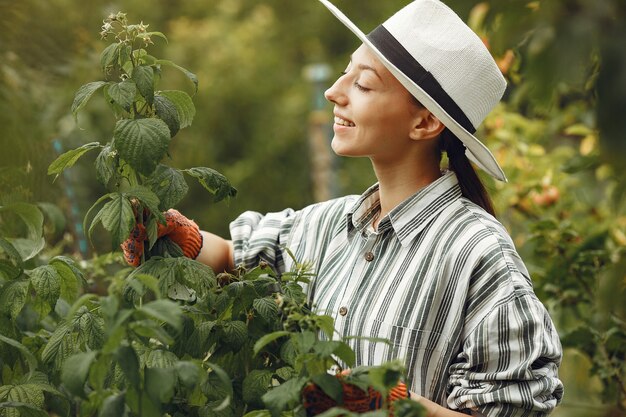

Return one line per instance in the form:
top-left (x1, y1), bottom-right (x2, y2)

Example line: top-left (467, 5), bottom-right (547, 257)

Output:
top-left (125, 0), bottom-right (564, 415)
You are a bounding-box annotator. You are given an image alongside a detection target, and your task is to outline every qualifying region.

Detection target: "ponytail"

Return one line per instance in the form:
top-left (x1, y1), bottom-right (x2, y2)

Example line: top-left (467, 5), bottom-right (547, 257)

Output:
top-left (439, 129), bottom-right (496, 217)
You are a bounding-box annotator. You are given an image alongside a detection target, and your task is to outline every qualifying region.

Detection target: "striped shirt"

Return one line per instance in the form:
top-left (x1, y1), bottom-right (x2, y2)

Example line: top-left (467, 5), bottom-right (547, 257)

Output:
top-left (230, 171), bottom-right (563, 416)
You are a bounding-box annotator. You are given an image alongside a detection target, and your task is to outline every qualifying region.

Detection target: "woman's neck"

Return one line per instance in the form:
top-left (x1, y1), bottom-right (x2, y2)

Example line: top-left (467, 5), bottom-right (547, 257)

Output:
top-left (371, 157), bottom-right (441, 227)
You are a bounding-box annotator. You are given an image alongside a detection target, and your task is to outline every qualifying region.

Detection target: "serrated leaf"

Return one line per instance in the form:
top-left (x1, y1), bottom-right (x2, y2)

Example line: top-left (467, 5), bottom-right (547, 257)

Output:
top-left (145, 366), bottom-right (176, 403)
top-left (253, 331), bottom-right (290, 356)
top-left (98, 193), bottom-right (135, 249)
top-left (253, 297), bottom-right (279, 322)
top-left (221, 320), bottom-right (248, 349)
top-left (143, 347), bottom-right (178, 369)
top-left (154, 95), bottom-right (180, 137)
top-left (50, 256), bottom-right (87, 301)
top-left (0, 401), bottom-right (48, 417)
top-left (159, 90), bottom-right (195, 129)
top-left (0, 279), bottom-right (28, 320)
top-left (242, 370), bottom-right (273, 406)
top-left (185, 167), bottom-right (237, 203)
top-left (311, 373), bottom-right (343, 403)
top-left (48, 142), bottom-right (101, 180)
top-left (40, 322), bottom-right (76, 369)
top-left (100, 42), bottom-right (122, 70)
top-left (10, 237), bottom-right (45, 263)
top-left (29, 265), bottom-right (61, 308)
top-left (0, 259), bottom-right (21, 280)
top-left (137, 299), bottom-right (182, 331)
top-left (0, 335), bottom-right (38, 380)
top-left (73, 307), bottom-right (105, 350)
top-left (71, 81), bottom-right (108, 120)
top-left (0, 237), bottom-right (22, 265)
top-left (95, 144), bottom-right (116, 186)
top-left (175, 361), bottom-right (200, 389)
top-left (145, 165), bottom-right (188, 210)
top-left (275, 366), bottom-right (296, 381)
top-left (156, 59), bottom-right (198, 93)
top-left (106, 79), bottom-right (136, 111)
top-left (98, 392), bottom-right (126, 417)
top-left (115, 345), bottom-right (140, 388)
top-left (132, 65), bottom-right (154, 105)
top-left (61, 351), bottom-right (97, 397)
top-left (124, 186), bottom-right (163, 222)
top-left (261, 377), bottom-right (308, 415)
top-left (113, 118), bottom-right (171, 176)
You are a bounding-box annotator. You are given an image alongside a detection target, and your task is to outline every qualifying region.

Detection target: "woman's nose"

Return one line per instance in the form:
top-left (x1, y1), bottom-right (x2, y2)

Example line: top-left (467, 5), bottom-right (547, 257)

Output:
top-left (324, 76), bottom-right (348, 106)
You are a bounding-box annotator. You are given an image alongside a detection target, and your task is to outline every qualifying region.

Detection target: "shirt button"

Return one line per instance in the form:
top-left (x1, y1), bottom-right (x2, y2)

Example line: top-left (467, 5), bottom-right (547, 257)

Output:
top-left (339, 306), bottom-right (348, 316)
top-left (364, 251), bottom-right (374, 262)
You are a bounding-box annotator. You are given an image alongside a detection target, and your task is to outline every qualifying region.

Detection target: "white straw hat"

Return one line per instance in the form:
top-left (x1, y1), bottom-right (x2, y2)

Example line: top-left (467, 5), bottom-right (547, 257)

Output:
top-left (318, 0), bottom-right (507, 181)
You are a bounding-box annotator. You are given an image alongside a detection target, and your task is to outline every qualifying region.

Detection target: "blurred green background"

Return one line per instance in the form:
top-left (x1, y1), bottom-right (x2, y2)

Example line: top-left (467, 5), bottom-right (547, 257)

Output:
top-left (1, 0), bottom-right (625, 414)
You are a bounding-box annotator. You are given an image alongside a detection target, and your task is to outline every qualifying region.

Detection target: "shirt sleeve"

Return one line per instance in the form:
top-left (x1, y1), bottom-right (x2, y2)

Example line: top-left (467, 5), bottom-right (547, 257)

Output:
top-left (229, 208), bottom-right (297, 273)
top-left (447, 292), bottom-right (564, 416)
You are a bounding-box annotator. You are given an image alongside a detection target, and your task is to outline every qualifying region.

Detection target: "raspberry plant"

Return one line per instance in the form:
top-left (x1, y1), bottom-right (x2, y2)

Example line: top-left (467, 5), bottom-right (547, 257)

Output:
top-left (0, 12), bottom-right (425, 417)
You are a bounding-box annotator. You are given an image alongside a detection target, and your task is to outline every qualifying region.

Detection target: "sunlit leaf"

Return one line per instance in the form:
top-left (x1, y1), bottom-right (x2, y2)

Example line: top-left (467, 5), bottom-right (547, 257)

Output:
top-left (71, 81), bottom-right (108, 120)
top-left (159, 90), bottom-right (195, 129)
top-left (132, 65), bottom-right (155, 105)
top-left (185, 167), bottom-right (237, 203)
top-left (113, 118), bottom-right (171, 176)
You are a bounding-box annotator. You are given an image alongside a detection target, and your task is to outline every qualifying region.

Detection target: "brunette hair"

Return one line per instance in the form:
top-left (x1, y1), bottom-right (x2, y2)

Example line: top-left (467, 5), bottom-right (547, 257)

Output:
top-left (439, 129), bottom-right (496, 216)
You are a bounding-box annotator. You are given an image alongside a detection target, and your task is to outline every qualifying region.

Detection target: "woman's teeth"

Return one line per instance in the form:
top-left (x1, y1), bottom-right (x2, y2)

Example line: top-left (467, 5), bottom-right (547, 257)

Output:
top-left (335, 117), bottom-right (355, 127)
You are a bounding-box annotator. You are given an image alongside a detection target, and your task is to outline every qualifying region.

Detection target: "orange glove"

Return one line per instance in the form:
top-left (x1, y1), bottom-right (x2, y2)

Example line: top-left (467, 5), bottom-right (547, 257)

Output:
top-left (121, 209), bottom-right (203, 267)
top-left (302, 376), bottom-right (408, 416)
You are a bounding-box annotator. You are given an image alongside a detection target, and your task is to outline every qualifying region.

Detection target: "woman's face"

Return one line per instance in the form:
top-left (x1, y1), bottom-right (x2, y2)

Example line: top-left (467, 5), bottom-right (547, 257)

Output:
top-left (324, 44), bottom-right (423, 163)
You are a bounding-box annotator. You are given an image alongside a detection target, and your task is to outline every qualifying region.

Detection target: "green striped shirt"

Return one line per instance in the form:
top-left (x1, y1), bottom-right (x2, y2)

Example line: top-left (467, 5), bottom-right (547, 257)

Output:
top-left (230, 171), bottom-right (563, 416)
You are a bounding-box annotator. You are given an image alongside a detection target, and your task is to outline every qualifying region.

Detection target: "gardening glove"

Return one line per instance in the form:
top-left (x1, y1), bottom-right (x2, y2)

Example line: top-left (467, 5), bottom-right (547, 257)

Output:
top-left (302, 376), bottom-right (408, 416)
top-left (121, 209), bottom-right (203, 267)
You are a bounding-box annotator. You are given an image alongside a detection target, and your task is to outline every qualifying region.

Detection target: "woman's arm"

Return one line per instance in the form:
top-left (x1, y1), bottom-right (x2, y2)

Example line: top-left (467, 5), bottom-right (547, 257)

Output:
top-left (195, 230), bottom-right (234, 273)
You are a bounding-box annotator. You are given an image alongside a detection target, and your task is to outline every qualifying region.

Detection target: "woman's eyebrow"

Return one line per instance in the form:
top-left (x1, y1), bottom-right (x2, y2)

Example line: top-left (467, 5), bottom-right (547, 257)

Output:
top-left (356, 63), bottom-right (383, 81)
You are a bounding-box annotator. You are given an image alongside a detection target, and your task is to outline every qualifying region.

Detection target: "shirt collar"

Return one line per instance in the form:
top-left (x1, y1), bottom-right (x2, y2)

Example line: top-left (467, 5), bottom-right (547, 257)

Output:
top-left (346, 171), bottom-right (463, 246)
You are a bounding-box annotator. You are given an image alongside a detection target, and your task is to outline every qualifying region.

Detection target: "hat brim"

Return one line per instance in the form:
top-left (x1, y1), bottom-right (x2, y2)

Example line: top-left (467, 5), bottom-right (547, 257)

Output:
top-left (318, 0), bottom-right (507, 182)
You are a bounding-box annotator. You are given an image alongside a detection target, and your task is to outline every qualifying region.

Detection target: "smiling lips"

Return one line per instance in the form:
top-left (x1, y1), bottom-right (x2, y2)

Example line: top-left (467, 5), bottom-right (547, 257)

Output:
top-left (334, 116), bottom-right (355, 127)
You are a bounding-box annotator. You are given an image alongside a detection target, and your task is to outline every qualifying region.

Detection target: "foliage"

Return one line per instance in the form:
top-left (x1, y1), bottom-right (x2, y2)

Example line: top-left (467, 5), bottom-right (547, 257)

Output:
top-left (0, 13), bottom-right (423, 417)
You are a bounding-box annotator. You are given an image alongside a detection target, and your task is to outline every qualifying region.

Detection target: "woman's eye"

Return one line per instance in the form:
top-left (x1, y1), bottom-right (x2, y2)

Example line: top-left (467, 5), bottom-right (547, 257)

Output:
top-left (354, 82), bottom-right (370, 92)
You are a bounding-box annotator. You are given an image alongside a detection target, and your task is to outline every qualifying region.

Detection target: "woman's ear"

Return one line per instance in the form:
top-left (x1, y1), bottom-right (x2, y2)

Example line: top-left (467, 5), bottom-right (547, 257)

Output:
top-left (409, 109), bottom-right (446, 141)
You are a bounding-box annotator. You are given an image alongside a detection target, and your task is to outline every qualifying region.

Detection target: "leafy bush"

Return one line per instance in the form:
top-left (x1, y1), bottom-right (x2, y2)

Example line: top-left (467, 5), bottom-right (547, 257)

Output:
top-left (0, 13), bottom-right (425, 417)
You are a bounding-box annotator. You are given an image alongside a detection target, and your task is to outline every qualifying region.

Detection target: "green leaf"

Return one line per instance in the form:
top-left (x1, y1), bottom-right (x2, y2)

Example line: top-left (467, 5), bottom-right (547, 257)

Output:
top-left (50, 256), bottom-right (87, 301)
top-left (159, 90), bottom-right (196, 129)
top-left (0, 402), bottom-right (48, 417)
top-left (146, 31), bottom-right (168, 43)
top-left (115, 345), bottom-right (140, 388)
top-left (95, 144), bottom-right (116, 186)
top-left (29, 265), bottom-right (61, 307)
top-left (253, 331), bottom-right (290, 356)
top-left (113, 118), bottom-right (171, 176)
top-left (106, 79), bottom-right (136, 111)
top-left (71, 81), bottom-right (108, 120)
top-left (0, 279), bottom-right (28, 320)
top-left (137, 299), bottom-right (183, 331)
top-left (124, 185), bottom-right (164, 223)
top-left (145, 366), bottom-right (176, 403)
top-left (145, 165), bottom-right (189, 211)
top-left (132, 65), bottom-right (155, 105)
top-left (40, 322), bottom-right (74, 368)
top-left (98, 193), bottom-right (135, 249)
top-left (61, 351), bottom-right (97, 397)
top-left (243, 411), bottom-right (272, 417)
top-left (311, 373), bottom-right (343, 403)
top-left (175, 361), bottom-right (201, 389)
top-left (221, 320), bottom-right (248, 349)
top-left (253, 297), bottom-right (279, 322)
top-left (154, 95), bottom-right (180, 137)
top-left (73, 306), bottom-right (105, 350)
top-left (185, 167), bottom-right (237, 203)
top-left (100, 42), bottom-right (122, 70)
top-left (47, 142), bottom-right (101, 181)
top-left (1, 203), bottom-right (43, 241)
top-left (261, 377), bottom-right (308, 415)
top-left (0, 237), bottom-right (22, 266)
top-left (98, 392), bottom-right (126, 417)
top-left (156, 59), bottom-right (198, 93)
top-left (242, 369), bottom-right (273, 406)
top-left (0, 335), bottom-right (38, 380)
top-left (0, 259), bottom-right (21, 280)
top-left (275, 366), bottom-right (297, 381)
